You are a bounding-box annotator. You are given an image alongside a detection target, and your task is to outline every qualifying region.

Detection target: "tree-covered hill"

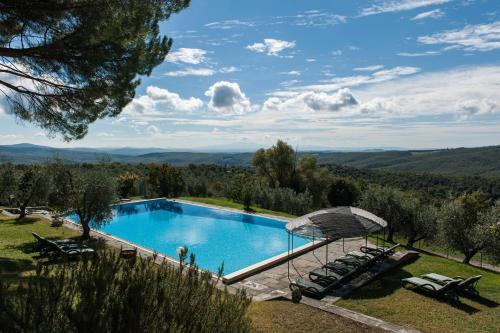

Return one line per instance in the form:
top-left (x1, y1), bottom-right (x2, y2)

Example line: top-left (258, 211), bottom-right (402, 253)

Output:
top-left (1, 144), bottom-right (500, 177)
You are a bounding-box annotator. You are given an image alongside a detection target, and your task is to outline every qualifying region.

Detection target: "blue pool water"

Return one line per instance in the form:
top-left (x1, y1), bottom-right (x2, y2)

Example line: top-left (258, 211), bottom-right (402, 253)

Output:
top-left (66, 199), bottom-right (309, 275)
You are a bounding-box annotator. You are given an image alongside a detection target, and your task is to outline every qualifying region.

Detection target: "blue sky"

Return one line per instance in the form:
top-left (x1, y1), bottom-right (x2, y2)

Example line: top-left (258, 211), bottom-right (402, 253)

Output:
top-left (1, 0), bottom-right (500, 150)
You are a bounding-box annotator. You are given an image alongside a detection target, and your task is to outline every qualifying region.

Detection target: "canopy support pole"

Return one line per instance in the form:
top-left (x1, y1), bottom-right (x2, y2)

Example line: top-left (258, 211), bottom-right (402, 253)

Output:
top-left (287, 232), bottom-right (291, 282)
top-left (342, 238), bottom-right (345, 253)
top-left (326, 239), bottom-right (329, 268)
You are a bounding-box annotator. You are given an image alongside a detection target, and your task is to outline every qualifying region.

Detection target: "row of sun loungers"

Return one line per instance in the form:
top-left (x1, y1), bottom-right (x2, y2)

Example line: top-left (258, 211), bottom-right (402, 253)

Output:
top-left (401, 273), bottom-right (482, 299)
top-left (32, 232), bottom-right (95, 259)
top-left (290, 243), bottom-right (400, 297)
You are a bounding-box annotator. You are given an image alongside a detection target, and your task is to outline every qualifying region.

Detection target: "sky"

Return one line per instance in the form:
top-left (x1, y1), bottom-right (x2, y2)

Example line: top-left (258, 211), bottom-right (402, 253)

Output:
top-left (1, 0), bottom-right (500, 150)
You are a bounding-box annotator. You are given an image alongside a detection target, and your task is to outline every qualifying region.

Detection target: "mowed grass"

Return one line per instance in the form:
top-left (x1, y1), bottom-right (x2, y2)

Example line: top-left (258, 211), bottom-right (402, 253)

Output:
top-left (248, 300), bottom-right (386, 333)
top-left (0, 214), bottom-right (80, 283)
top-left (336, 250), bottom-right (500, 333)
top-left (178, 196), bottom-right (296, 218)
top-left (1, 214), bottom-right (380, 332)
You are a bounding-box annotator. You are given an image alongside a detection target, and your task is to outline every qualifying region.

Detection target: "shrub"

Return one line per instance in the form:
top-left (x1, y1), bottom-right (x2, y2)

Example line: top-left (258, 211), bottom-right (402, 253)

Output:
top-left (252, 182), bottom-right (312, 216)
top-left (116, 172), bottom-right (139, 198)
top-left (327, 177), bottom-right (360, 207)
top-left (0, 251), bottom-right (252, 333)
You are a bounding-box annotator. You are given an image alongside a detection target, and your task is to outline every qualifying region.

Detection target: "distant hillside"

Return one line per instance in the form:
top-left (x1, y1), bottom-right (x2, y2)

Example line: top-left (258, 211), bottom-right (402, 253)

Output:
top-left (1, 143), bottom-right (499, 177)
top-left (312, 146), bottom-right (500, 177)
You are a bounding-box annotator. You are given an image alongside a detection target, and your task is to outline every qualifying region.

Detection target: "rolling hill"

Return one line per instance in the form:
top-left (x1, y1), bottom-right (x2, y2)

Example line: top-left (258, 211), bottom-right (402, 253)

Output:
top-left (1, 143), bottom-right (499, 177)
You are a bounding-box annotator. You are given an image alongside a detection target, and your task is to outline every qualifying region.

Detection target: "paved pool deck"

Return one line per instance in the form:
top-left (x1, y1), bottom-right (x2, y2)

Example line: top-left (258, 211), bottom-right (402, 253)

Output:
top-left (223, 237), bottom-right (374, 299)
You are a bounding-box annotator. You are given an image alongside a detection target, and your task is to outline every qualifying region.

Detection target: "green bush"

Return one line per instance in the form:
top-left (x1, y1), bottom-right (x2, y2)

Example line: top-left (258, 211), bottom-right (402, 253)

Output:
top-left (0, 251), bottom-right (252, 333)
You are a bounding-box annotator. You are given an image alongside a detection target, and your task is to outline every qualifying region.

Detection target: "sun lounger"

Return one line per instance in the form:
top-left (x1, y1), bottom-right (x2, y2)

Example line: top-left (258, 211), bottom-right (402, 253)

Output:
top-left (423, 273), bottom-right (482, 295)
top-left (324, 261), bottom-right (352, 275)
top-left (360, 243), bottom-right (399, 257)
top-left (32, 232), bottom-right (79, 253)
top-left (335, 255), bottom-right (366, 268)
top-left (347, 250), bottom-right (375, 261)
top-left (401, 277), bottom-right (460, 299)
top-left (45, 239), bottom-right (95, 259)
top-left (289, 276), bottom-right (340, 298)
top-left (309, 268), bottom-right (343, 285)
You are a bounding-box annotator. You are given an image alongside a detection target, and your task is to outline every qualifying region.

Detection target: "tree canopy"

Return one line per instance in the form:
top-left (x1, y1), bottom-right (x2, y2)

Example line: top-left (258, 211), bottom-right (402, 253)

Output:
top-left (0, 0), bottom-right (190, 140)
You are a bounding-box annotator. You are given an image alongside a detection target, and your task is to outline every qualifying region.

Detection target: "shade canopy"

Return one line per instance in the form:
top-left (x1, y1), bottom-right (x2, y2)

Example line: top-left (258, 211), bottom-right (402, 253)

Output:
top-left (286, 206), bottom-right (387, 240)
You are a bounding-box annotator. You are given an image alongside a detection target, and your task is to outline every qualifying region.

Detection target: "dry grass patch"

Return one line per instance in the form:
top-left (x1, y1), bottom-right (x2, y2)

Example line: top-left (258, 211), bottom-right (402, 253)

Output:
top-left (248, 300), bottom-right (386, 333)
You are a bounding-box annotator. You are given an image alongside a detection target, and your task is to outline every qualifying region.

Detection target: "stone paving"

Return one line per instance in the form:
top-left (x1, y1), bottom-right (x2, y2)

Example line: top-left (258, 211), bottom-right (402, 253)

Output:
top-left (224, 237), bottom-right (370, 300)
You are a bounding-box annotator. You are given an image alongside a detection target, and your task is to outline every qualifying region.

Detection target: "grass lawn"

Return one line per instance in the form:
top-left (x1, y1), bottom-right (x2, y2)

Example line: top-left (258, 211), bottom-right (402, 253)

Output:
top-left (248, 300), bottom-right (386, 333)
top-left (0, 214), bottom-right (80, 284)
top-left (178, 196), bottom-right (297, 218)
top-left (336, 248), bottom-right (500, 333)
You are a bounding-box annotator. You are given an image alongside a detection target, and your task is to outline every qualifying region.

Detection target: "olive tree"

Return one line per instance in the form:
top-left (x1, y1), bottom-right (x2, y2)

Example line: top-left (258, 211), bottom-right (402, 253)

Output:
top-left (438, 192), bottom-right (496, 264)
top-left (15, 165), bottom-right (51, 218)
top-left (252, 140), bottom-right (296, 189)
top-left (147, 164), bottom-right (185, 198)
top-left (359, 185), bottom-right (406, 243)
top-left (50, 164), bottom-right (116, 239)
top-left (327, 177), bottom-right (360, 207)
top-left (398, 198), bottom-right (438, 247)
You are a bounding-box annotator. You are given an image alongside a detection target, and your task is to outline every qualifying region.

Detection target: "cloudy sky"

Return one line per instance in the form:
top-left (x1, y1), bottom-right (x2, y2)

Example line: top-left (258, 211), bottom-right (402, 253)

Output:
top-left (1, 0), bottom-right (500, 150)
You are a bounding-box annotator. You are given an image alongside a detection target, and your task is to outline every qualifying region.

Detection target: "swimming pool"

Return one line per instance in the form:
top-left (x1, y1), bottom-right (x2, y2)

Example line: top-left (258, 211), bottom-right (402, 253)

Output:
top-left (66, 199), bottom-right (310, 277)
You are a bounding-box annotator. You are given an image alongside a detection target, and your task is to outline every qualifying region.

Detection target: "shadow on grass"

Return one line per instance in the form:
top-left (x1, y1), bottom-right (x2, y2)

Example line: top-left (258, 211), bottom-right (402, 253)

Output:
top-left (0, 257), bottom-right (36, 286)
top-left (462, 293), bottom-right (499, 308)
top-left (13, 216), bottom-right (43, 224)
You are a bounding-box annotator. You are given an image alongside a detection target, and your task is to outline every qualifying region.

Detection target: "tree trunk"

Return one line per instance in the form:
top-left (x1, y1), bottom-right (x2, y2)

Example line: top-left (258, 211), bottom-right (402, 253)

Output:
top-left (81, 221), bottom-right (91, 241)
top-left (18, 206), bottom-right (27, 219)
top-left (386, 227), bottom-right (395, 243)
top-left (462, 250), bottom-right (479, 264)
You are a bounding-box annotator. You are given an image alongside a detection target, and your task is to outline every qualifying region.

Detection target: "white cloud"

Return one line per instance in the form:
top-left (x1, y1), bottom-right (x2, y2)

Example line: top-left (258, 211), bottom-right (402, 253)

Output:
top-left (418, 21), bottom-right (500, 51)
top-left (332, 50), bottom-right (343, 56)
top-left (280, 70), bottom-right (301, 76)
top-left (246, 39), bottom-right (296, 56)
top-left (165, 48), bottom-right (207, 64)
top-left (205, 20), bottom-right (255, 29)
top-left (360, 0), bottom-right (452, 17)
top-left (353, 66), bottom-right (500, 119)
top-left (164, 66), bottom-right (242, 76)
top-left (353, 65), bottom-right (385, 72)
top-left (306, 58), bottom-right (316, 62)
top-left (280, 80), bottom-right (300, 87)
top-left (293, 11), bottom-right (346, 27)
top-left (220, 66), bottom-right (241, 73)
top-left (164, 67), bottom-right (216, 77)
top-left (123, 86), bottom-right (203, 119)
top-left (263, 88), bottom-right (358, 113)
top-left (397, 51), bottom-right (440, 56)
top-left (96, 132), bottom-right (115, 137)
top-left (147, 125), bottom-right (160, 136)
top-left (205, 81), bottom-right (252, 115)
top-left (287, 66), bottom-right (420, 93)
top-left (411, 9), bottom-right (444, 20)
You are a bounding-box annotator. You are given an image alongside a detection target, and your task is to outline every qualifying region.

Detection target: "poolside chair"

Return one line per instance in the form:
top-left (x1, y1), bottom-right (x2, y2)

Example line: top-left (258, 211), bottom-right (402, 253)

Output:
top-left (289, 277), bottom-right (338, 298)
top-left (423, 273), bottom-right (482, 295)
top-left (360, 243), bottom-right (400, 257)
top-left (347, 250), bottom-right (375, 261)
top-left (309, 267), bottom-right (343, 285)
top-left (323, 261), bottom-right (352, 275)
top-left (32, 232), bottom-right (79, 253)
top-left (334, 255), bottom-right (367, 268)
top-left (401, 277), bottom-right (460, 300)
top-left (45, 239), bottom-right (95, 259)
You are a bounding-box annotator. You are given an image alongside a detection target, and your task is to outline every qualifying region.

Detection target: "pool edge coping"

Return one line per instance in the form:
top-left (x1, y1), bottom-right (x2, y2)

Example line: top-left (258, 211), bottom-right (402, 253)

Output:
top-left (64, 197), bottom-right (325, 284)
